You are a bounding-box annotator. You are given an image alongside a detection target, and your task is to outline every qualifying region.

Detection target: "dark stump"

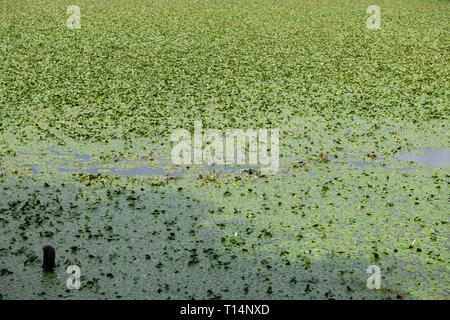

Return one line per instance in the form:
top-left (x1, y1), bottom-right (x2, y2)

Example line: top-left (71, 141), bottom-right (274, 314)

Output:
top-left (42, 245), bottom-right (55, 271)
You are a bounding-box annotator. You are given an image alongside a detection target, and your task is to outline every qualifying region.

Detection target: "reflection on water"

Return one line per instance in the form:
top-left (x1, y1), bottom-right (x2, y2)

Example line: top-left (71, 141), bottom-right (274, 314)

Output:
top-left (59, 166), bottom-right (181, 177)
top-left (397, 148), bottom-right (449, 168)
top-left (18, 147), bottom-right (449, 177)
top-left (350, 161), bottom-right (382, 167)
top-left (26, 147), bottom-right (261, 177)
top-left (46, 147), bottom-right (92, 161)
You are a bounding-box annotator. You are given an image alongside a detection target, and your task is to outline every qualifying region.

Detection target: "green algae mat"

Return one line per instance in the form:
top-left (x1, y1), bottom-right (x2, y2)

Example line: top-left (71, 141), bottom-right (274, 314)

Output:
top-left (0, 0), bottom-right (449, 299)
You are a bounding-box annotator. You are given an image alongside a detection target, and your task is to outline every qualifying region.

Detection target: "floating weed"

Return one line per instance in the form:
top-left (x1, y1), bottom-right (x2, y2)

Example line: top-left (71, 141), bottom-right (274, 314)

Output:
top-left (0, 0), bottom-right (448, 300)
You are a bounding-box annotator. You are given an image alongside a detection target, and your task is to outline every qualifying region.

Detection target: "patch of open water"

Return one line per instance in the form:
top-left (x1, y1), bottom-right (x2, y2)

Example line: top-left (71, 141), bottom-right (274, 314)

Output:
top-left (396, 148), bottom-right (449, 168)
top-left (14, 147), bottom-right (449, 177)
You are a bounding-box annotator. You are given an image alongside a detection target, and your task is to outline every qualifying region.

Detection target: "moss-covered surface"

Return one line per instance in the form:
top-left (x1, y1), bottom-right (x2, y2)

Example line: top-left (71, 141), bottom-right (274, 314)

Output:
top-left (0, 0), bottom-right (448, 299)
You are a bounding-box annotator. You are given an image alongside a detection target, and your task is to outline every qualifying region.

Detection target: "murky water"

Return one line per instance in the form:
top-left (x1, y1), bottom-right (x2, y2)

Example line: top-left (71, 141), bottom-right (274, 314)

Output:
top-left (397, 148), bottom-right (450, 168)
top-left (23, 147), bottom-right (261, 177)
top-left (2, 146), bottom-right (448, 299)
top-left (46, 147), bottom-right (92, 161)
top-left (59, 165), bottom-right (182, 177)
top-left (15, 147), bottom-right (450, 178)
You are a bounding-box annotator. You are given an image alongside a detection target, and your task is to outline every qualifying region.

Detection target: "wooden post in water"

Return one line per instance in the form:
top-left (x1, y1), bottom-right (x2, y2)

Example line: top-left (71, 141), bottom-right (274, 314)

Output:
top-left (42, 245), bottom-right (55, 271)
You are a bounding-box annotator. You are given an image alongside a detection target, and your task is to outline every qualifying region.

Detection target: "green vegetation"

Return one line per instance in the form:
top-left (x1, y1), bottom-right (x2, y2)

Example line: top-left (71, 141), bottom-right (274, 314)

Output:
top-left (0, 0), bottom-right (448, 299)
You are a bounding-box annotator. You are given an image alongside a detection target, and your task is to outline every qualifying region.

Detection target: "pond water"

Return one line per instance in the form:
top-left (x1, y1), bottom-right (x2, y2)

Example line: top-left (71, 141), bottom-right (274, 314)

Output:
top-left (397, 148), bottom-right (450, 168)
top-left (16, 147), bottom-right (449, 177)
top-left (24, 147), bottom-right (262, 177)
